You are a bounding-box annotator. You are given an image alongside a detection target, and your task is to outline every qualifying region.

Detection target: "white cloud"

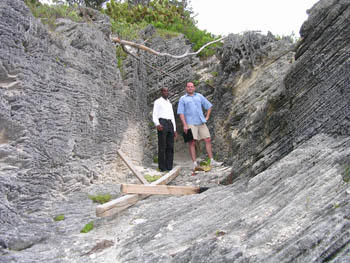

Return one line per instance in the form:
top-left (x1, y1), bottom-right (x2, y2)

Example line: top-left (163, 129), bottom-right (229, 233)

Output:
top-left (191, 0), bottom-right (319, 36)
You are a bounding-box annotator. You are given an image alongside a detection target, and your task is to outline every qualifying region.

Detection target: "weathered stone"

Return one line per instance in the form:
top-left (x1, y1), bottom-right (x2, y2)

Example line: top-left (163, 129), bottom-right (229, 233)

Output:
top-left (0, 0), bottom-right (150, 252)
top-left (212, 0), bottom-right (350, 183)
top-left (1, 0), bottom-right (349, 262)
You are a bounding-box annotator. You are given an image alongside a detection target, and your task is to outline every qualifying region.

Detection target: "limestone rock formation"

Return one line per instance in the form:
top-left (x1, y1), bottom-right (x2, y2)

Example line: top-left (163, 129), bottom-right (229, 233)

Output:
top-left (0, 0), bottom-right (150, 251)
top-left (212, 0), bottom-right (350, 182)
top-left (0, 0), bottom-right (349, 262)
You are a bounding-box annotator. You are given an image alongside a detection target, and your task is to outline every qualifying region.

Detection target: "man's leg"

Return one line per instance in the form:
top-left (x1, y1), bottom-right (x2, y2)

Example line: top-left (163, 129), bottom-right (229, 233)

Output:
top-left (204, 137), bottom-right (222, 166)
top-left (165, 130), bottom-right (174, 170)
top-left (188, 140), bottom-right (197, 162)
top-left (204, 137), bottom-right (213, 159)
top-left (157, 130), bottom-right (167, 171)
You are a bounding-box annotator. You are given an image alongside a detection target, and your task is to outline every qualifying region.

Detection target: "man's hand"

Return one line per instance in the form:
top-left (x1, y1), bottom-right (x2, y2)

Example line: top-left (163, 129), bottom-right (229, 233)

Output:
top-left (174, 131), bottom-right (178, 139)
top-left (156, 124), bottom-right (163, 131)
top-left (205, 107), bottom-right (212, 121)
top-left (183, 125), bottom-right (188, 134)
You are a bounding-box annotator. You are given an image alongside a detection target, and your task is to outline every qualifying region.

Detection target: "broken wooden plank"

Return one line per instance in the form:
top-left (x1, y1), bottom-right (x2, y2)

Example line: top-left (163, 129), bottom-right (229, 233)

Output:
top-left (121, 184), bottom-right (209, 195)
top-left (117, 149), bottom-right (148, 185)
top-left (96, 166), bottom-right (181, 217)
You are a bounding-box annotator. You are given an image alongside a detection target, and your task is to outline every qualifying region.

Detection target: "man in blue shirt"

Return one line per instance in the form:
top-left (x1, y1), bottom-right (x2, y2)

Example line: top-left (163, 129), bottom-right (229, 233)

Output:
top-left (177, 82), bottom-right (222, 171)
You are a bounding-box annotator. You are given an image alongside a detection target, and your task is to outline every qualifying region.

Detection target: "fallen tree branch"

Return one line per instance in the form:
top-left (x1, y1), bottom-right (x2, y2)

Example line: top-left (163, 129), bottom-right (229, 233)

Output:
top-left (111, 36), bottom-right (226, 59)
top-left (120, 44), bottom-right (181, 84)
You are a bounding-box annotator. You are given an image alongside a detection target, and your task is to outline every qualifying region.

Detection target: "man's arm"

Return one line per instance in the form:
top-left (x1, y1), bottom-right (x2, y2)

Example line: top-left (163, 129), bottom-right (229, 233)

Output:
top-left (199, 94), bottom-right (213, 121)
top-left (177, 97), bottom-right (188, 133)
top-left (179, 114), bottom-right (188, 134)
top-left (205, 107), bottom-right (212, 121)
top-left (152, 101), bottom-right (163, 131)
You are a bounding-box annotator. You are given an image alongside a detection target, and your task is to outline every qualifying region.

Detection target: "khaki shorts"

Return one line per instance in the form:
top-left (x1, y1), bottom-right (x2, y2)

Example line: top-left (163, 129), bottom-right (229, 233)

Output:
top-left (188, 124), bottom-right (211, 140)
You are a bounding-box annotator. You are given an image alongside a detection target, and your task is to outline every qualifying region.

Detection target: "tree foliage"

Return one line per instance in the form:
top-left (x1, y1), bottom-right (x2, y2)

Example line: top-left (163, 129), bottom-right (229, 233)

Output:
top-left (104, 0), bottom-right (220, 57)
top-left (25, 0), bottom-right (83, 29)
top-left (57, 0), bottom-right (108, 9)
top-left (26, 0), bottom-right (221, 57)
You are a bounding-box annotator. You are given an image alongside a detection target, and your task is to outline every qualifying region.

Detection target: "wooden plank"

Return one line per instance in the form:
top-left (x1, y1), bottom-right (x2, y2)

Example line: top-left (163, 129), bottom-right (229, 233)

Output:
top-left (96, 166), bottom-right (181, 217)
top-left (95, 194), bottom-right (139, 216)
top-left (150, 166), bottom-right (181, 186)
top-left (117, 149), bottom-right (148, 185)
top-left (121, 184), bottom-right (205, 195)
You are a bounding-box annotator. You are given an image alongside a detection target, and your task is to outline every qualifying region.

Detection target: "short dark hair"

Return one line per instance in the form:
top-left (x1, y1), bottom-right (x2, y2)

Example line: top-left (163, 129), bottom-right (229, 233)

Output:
top-left (160, 87), bottom-right (168, 92)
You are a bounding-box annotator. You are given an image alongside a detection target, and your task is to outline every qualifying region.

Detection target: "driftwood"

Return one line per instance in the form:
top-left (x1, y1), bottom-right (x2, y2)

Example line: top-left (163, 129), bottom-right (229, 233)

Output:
top-left (111, 36), bottom-right (226, 59)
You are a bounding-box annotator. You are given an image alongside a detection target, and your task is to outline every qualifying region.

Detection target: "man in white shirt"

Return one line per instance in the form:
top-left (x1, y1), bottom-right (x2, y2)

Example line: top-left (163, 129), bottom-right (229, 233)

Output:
top-left (152, 87), bottom-right (178, 171)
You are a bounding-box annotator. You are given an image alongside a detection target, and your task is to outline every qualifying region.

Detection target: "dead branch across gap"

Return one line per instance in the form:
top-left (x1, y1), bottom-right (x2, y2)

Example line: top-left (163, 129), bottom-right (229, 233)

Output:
top-left (111, 36), bottom-right (226, 59)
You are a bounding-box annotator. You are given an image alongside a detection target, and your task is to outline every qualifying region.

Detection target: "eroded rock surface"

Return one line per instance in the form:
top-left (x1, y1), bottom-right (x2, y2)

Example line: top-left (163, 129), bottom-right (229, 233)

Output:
top-left (0, 0), bottom-right (349, 262)
top-left (212, 0), bottom-right (350, 184)
top-left (0, 0), bottom-right (149, 251)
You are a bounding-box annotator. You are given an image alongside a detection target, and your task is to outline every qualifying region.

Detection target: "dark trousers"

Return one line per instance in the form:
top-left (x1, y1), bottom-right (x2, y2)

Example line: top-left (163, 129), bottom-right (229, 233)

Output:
top-left (157, 118), bottom-right (174, 171)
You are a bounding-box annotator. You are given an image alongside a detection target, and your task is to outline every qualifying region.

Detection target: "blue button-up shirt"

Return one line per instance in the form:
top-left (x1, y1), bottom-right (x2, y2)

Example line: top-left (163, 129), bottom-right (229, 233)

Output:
top-left (177, 93), bottom-right (213, 125)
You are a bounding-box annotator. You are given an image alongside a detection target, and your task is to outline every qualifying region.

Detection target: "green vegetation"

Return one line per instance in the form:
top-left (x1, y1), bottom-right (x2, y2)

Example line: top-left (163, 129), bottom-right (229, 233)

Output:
top-left (54, 214), bottom-right (65, 221)
top-left (342, 164), bottom-right (350, 183)
top-left (115, 45), bottom-right (127, 78)
top-left (64, 0), bottom-right (108, 10)
top-left (25, 0), bottom-right (83, 29)
top-left (25, 0), bottom-right (221, 58)
top-left (153, 155), bottom-right (158, 163)
top-left (104, 0), bottom-right (221, 57)
top-left (193, 79), bottom-right (200, 86)
top-left (110, 19), bottom-right (149, 41)
top-left (80, 221), bottom-right (94, 233)
top-left (144, 174), bottom-right (161, 182)
top-left (200, 157), bottom-right (211, 167)
top-left (88, 194), bottom-right (111, 204)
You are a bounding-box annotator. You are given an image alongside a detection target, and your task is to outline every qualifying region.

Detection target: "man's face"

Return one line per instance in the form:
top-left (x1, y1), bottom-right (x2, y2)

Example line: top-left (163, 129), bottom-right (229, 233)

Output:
top-left (161, 88), bottom-right (169, 98)
top-left (186, 82), bottom-right (195, 95)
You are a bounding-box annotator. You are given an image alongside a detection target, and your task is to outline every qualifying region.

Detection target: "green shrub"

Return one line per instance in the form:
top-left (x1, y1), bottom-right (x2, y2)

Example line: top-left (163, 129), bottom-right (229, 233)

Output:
top-left (80, 221), bottom-right (94, 233)
top-left (54, 214), bottom-right (65, 221)
top-left (88, 194), bottom-right (111, 204)
top-left (24, 0), bottom-right (83, 30)
top-left (104, 0), bottom-right (220, 57)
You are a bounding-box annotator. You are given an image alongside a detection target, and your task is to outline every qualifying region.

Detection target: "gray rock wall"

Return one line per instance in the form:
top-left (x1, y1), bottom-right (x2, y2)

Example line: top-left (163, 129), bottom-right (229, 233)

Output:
top-left (1, 0), bottom-right (349, 262)
top-left (211, 32), bottom-right (295, 178)
top-left (0, 0), bottom-right (149, 249)
top-left (212, 0), bottom-right (350, 181)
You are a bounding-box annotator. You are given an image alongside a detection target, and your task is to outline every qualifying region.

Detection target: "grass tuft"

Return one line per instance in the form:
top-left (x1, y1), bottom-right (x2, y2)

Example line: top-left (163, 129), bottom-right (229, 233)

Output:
top-left (80, 221), bottom-right (94, 233)
top-left (144, 174), bottom-right (161, 182)
top-left (88, 194), bottom-right (111, 204)
top-left (54, 214), bottom-right (65, 221)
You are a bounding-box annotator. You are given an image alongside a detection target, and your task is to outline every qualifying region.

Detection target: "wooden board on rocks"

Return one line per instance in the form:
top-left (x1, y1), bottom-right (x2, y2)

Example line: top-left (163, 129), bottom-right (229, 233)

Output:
top-left (96, 165), bottom-right (181, 217)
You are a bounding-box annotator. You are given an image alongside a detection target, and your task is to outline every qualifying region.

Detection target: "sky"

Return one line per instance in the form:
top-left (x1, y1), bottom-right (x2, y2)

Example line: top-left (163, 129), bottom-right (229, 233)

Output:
top-left (190, 0), bottom-right (320, 37)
